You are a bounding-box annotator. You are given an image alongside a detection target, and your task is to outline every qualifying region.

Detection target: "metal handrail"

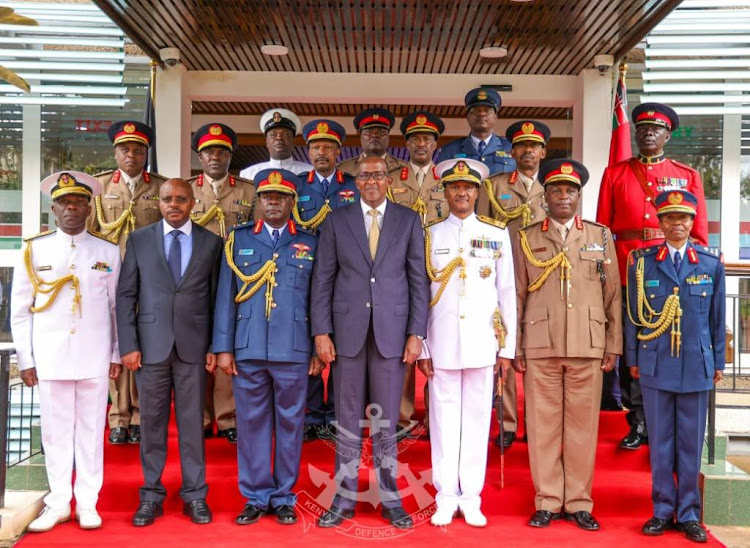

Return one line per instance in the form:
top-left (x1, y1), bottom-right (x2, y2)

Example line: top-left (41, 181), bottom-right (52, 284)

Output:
top-left (0, 348), bottom-right (14, 507)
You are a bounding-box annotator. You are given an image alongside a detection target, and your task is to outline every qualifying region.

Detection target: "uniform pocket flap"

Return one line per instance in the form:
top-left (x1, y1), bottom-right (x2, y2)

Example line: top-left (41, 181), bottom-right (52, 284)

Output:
top-left (523, 308), bottom-right (548, 325)
top-left (688, 284), bottom-right (714, 296)
top-left (295, 307), bottom-right (309, 321)
top-left (589, 306), bottom-right (607, 324)
top-left (287, 256), bottom-right (313, 269)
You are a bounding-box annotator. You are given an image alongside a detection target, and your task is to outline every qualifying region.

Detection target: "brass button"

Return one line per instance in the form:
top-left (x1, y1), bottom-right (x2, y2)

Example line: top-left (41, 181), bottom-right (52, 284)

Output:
top-left (69, 264), bottom-right (75, 270)
top-left (648, 166), bottom-right (653, 171)
top-left (674, 286), bottom-right (679, 292)
top-left (702, 291), bottom-right (707, 297)
top-left (271, 303), bottom-right (277, 308)
top-left (274, 283), bottom-right (278, 287)
top-left (298, 265), bottom-right (304, 269)
top-left (647, 182), bottom-right (653, 186)
top-left (644, 214), bottom-right (650, 219)
top-left (567, 303), bottom-right (573, 309)
top-left (643, 344), bottom-right (647, 349)
top-left (459, 248), bottom-right (464, 253)
top-left (238, 314), bottom-right (242, 319)
top-left (243, 262), bottom-right (248, 267)
top-left (650, 294), bottom-right (655, 299)
top-left (460, 314), bottom-right (465, 319)
top-left (563, 246), bottom-right (568, 252)
top-left (530, 215), bottom-right (535, 220)
top-left (70, 328), bottom-right (75, 334)
top-left (273, 253), bottom-right (279, 258)
top-left (646, 197), bottom-right (651, 202)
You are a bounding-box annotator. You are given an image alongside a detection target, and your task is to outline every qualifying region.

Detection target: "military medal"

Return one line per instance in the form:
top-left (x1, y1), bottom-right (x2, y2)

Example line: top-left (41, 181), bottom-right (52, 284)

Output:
top-left (470, 237), bottom-right (502, 259)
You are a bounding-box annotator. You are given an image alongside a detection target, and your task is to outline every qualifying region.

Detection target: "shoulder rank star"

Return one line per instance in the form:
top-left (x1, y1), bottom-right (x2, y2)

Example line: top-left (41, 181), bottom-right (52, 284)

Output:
top-left (479, 265), bottom-right (492, 279)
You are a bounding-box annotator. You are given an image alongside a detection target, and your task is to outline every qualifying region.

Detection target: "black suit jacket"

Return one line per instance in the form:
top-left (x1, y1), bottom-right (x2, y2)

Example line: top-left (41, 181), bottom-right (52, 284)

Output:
top-left (116, 220), bottom-right (222, 365)
top-left (311, 201), bottom-right (429, 359)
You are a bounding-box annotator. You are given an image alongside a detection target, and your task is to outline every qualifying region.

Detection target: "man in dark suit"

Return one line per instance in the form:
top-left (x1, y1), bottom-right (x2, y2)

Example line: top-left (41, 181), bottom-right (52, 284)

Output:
top-left (117, 178), bottom-right (222, 527)
top-left (311, 156), bottom-right (429, 530)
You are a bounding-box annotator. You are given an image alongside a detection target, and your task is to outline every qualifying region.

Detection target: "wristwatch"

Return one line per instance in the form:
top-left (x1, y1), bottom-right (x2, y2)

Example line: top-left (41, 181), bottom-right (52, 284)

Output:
top-left (414, 335), bottom-right (426, 341)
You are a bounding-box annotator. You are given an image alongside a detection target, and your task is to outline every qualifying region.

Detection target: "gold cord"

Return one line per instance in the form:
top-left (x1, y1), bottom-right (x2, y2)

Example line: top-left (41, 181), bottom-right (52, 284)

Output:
top-left (493, 307), bottom-right (506, 349)
top-left (424, 226), bottom-right (465, 307)
top-left (224, 232), bottom-right (278, 318)
top-left (626, 255), bottom-right (682, 356)
top-left (23, 241), bottom-right (81, 316)
top-left (482, 179), bottom-right (529, 228)
top-left (192, 204), bottom-right (226, 238)
top-left (94, 195), bottom-right (135, 244)
top-left (519, 229), bottom-right (571, 299)
top-left (292, 200), bottom-right (332, 231)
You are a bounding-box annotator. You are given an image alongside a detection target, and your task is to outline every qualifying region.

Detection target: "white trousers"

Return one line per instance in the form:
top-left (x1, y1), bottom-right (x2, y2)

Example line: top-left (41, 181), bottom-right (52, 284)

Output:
top-left (38, 377), bottom-right (109, 511)
top-left (428, 366), bottom-right (494, 513)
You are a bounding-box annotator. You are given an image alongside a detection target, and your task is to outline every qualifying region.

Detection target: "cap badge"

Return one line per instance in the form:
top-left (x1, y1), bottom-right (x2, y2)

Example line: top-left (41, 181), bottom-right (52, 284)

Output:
top-left (317, 122), bottom-right (329, 134)
top-left (209, 125), bottom-right (222, 136)
top-left (560, 163), bottom-right (574, 175)
top-left (123, 123), bottom-right (135, 134)
top-left (477, 90), bottom-right (488, 100)
top-left (647, 111), bottom-right (655, 116)
top-left (273, 112), bottom-right (281, 123)
top-left (372, 114), bottom-right (380, 120)
top-left (668, 192), bottom-right (683, 205)
top-left (522, 122), bottom-right (534, 134)
top-left (269, 172), bottom-right (283, 185)
top-left (58, 173), bottom-right (74, 187)
top-left (455, 161), bottom-right (469, 175)
top-left (416, 115), bottom-right (427, 125)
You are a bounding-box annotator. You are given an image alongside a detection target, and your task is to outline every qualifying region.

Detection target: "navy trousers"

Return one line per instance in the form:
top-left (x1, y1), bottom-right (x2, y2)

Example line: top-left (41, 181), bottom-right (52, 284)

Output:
top-left (641, 386), bottom-right (708, 523)
top-left (233, 360), bottom-right (308, 510)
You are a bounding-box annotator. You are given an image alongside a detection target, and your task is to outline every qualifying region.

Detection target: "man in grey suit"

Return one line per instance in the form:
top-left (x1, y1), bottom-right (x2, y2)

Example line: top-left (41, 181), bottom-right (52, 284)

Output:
top-left (117, 178), bottom-right (222, 527)
top-left (312, 156), bottom-right (429, 530)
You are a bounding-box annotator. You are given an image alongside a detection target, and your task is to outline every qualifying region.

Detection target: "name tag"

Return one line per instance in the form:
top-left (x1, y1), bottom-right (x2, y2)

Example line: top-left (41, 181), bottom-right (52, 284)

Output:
top-left (298, 195), bottom-right (311, 202)
top-left (392, 188), bottom-right (408, 194)
top-left (238, 249), bottom-right (254, 256)
top-left (36, 265), bottom-right (51, 271)
top-left (104, 194), bottom-right (119, 200)
top-left (645, 280), bottom-right (660, 287)
top-left (434, 248), bottom-right (450, 255)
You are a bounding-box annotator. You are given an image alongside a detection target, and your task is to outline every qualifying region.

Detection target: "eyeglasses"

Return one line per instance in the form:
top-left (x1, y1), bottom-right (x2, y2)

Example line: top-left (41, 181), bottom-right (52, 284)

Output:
top-left (361, 128), bottom-right (389, 138)
top-left (355, 171), bottom-right (387, 181)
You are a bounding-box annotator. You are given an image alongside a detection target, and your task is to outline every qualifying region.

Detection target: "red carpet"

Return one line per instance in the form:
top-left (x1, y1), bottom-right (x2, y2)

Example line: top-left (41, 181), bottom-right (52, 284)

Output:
top-left (17, 373), bottom-right (723, 547)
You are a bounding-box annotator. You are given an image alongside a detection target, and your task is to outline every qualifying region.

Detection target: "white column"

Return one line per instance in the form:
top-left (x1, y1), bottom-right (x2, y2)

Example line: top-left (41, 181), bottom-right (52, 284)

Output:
top-left (22, 104), bottom-right (41, 239)
top-left (154, 64), bottom-right (191, 179)
top-left (721, 113), bottom-right (742, 295)
top-left (573, 68), bottom-right (613, 220)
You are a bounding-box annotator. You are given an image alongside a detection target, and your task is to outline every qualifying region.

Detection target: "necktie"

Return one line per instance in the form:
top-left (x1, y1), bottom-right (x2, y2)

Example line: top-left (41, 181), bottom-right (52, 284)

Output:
top-left (127, 179), bottom-right (136, 195)
top-left (211, 181), bottom-right (221, 196)
top-left (558, 225), bottom-right (568, 242)
top-left (368, 209), bottom-right (380, 260)
top-left (321, 178), bottom-right (329, 194)
top-left (674, 251), bottom-right (682, 274)
top-left (272, 229), bottom-right (280, 247)
top-left (168, 230), bottom-right (182, 284)
top-left (416, 170), bottom-right (425, 189)
top-left (478, 140), bottom-right (486, 157)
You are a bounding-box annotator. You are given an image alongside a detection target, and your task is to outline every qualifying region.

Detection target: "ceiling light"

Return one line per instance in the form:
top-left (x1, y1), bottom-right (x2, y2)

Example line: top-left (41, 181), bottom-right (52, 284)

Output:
top-left (260, 44), bottom-right (289, 56)
top-left (479, 46), bottom-right (508, 59)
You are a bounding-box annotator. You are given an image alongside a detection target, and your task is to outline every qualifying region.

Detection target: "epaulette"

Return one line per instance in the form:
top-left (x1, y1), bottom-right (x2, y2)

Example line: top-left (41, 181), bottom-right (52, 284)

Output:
top-left (296, 225), bottom-right (316, 236)
top-left (582, 219), bottom-right (608, 229)
top-left (88, 230), bottom-right (117, 245)
top-left (23, 230), bottom-right (55, 242)
top-left (93, 169), bottom-right (115, 178)
top-left (229, 220), bottom-right (255, 233)
top-left (148, 172), bottom-right (168, 183)
top-left (477, 214), bottom-right (506, 230)
top-left (519, 219), bottom-right (544, 233)
top-left (697, 245), bottom-right (721, 258)
top-left (235, 175), bottom-right (253, 185)
top-left (669, 159), bottom-right (699, 174)
top-left (424, 217), bottom-right (448, 229)
top-left (637, 246), bottom-right (660, 258)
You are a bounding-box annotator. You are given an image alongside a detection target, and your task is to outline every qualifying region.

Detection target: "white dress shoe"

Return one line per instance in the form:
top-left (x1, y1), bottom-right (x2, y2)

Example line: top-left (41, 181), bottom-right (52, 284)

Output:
top-left (27, 505), bottom-right (71, 532)
top-left (77, 508), bottom-right (102, 529)
top-left (462, 508), bottom-right (487, 528)
top-left (430, 506), bottom-right (455, 526)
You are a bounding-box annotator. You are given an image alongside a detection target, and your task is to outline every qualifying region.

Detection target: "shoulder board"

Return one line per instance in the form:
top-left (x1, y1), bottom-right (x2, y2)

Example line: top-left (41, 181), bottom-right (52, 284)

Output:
top-left (635, 246), bottom-right (660, 258)
top-left (668, 159), bottom-right (698, 174)
top-left (424, 217), bottom-right (448, 229)
top-left (234, 176), bottom-right (253, 186)
top-left (476, 214), bottom-right (506, 230)
top-left (519, 219), bottom-right (544, 233)
top-left (296, 225), bottom-right (316, 236)
top-left (697, 246), bottom-right (721, 258)
top-left (230, 220), bottom-right (255, 233)
top-left (23, 230), bottom-right (56, 242)
top-left (582, 219), bottom-right (608, 229)
top-left (87, 230), bottom-right (118, 245)
top-left (93, 169), bottom-right (115, 178)
top-left (148, 172), bottom-right (168, 183)
top-left (185, 175), bottom-right (198, 184)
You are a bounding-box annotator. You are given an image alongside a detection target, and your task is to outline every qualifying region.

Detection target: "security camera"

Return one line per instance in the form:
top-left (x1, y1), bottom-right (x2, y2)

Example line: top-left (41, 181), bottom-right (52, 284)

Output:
top-left (159, 47), bottom-right (181, 67)
top-left (593, 54), bottom-right (614, 75)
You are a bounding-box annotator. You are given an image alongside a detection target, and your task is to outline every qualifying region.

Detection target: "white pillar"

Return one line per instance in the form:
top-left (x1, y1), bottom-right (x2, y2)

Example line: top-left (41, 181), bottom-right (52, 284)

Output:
top-left (22, 104), bottom-right (41, 239)
top-left (154, 64), bottom-right (191, 179)
top-left (573, 68), bottom-right (613, 220)
top-left (721, 113), bottom-right (742, 295)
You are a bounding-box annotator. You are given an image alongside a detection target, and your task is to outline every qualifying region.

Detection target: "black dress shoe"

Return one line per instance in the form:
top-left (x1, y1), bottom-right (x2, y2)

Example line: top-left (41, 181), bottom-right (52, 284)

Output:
top-left (218, 428), bottom-right (238, 444)
top-left (128, 425), bottom-right (141, 444)
top-left (494, 431), bottom-right (516, 449)
top-left (204, 428), bottom-right (214, 439)
top-left (564, 511), bottom-right (600, 531)
top-left (183, 499), bottom-right (212, 524)
top-left (395, 425), bottom-right (411, 442)
top-left (235, 503), bottom-right (265, 525)
top-left (642, 516), bottom-right (674, 536)
top-left (677, 521), bottom-right (708, 543)
top-left (620, 423), bottom-right (648, 450)
top-left (381, 506), bottom-right (413, 529)
top-left (528, 510), bottom-right (561, 528)
top-left (303, 424), bottom-right (320, 442)
top-left (132, 501), bottom-right (163, 527)
top-left (317, 506), bottom-right (354, 528)
top-left (273, 504), bottom-right (298, 525)
top-left (317, 424), bottom-right (335, 441)
top-left (109, 427), bottom-right (127, 444)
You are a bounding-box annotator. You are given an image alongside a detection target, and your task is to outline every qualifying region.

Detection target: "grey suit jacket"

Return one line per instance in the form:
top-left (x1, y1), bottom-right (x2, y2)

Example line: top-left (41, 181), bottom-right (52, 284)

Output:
top-left (116, 220), bottom-right (222, 365)
top-left (311, 201), bottom-right (429, 359)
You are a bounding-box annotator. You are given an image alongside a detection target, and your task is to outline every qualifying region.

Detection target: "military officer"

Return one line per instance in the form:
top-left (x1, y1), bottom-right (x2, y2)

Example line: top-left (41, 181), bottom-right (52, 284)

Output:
top-left (416, 158), bottom-right (516, 528)
top-left (13, 172), bottom-right (121, 531)
top-left (88, 120), bottom-right (167, 445)
top-left (626, 190), bottom-right (724, 543)
top-left (213, 169), bottom-right (319, 526)
top-left (514, 159), bottom-right (622, 531)
top-left (390, 111), bottom-right (446, 436)
top-left (337, 108), bottom-right (406, 176)
top-left (239, 108), bottom-right (312, 180)
top-left (477, 119), bottom-right (550, 450)
top-left (436, 87), bottom-right (516, 176)
top-left (597, 103), bottom-right (709, 450)
top-left (296, 119), bottom-right (359, 441)
top-left (187, 122), bottom-right (256, 444)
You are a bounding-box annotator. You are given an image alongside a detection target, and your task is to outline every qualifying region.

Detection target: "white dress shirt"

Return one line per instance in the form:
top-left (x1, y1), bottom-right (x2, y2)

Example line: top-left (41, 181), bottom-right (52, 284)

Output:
top-left (360, 199), bottom-right (387, 236)
top-left (162, 219), bottom-right (193, 277)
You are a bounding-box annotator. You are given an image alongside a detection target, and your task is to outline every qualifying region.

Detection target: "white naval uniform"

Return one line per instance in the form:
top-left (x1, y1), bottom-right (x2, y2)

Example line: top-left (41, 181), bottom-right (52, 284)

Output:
top-left (419, 212), bottom-right (516, 514)
top-left (239, 157), bottom-right (313, 180)
top-left (11, 230), bottom-right (121, 511)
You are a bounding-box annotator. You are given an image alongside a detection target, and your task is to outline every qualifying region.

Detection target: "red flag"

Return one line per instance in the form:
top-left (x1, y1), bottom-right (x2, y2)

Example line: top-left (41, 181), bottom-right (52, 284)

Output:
top-left (608, 64), bottom-right (631, 166)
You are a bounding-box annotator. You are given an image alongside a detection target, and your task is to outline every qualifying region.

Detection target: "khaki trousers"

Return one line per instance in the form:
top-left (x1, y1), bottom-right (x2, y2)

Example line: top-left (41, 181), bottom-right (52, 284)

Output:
top-left (525, 356), bottom-right (603, 513)
top-left (107, 368), bottom-right (139, 428)
top-left (204, 370), bottom-right (236, 430)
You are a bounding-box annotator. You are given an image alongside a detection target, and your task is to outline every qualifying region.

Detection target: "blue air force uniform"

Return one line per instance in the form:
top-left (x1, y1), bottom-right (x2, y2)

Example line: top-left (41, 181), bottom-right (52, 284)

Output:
top-left (212, 170), bottom-right (318, 511)
top-left (625, 190), bottom-right (725, 526)
top-left (296, 169), bottom-right (360, 224)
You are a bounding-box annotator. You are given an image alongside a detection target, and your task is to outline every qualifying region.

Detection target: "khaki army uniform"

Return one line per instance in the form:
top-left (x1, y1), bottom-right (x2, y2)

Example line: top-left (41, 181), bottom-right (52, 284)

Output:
top-left (87, 168), bottom-right (167, 430)
top-left (477, 169), bottom-right (545, 434)
top-left (338, 153), bottom-right (406, 177)
top-left (187, 172), bottom-right (255, 433)
top-left (513, 216), bottom-right (622, 514)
